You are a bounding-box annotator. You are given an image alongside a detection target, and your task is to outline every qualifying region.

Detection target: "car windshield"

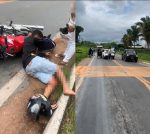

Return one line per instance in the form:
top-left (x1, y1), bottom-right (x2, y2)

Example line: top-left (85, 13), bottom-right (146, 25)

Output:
top-left (126, 49), bottom-right (136, 54)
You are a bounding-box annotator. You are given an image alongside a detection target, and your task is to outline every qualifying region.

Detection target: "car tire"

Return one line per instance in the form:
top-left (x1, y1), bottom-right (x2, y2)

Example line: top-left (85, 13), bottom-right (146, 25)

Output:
top-left (134, 58), bottom-right (138, 63)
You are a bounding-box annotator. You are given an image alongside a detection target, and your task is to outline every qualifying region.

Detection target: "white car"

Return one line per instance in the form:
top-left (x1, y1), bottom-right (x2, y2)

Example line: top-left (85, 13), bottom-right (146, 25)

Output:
top-left (102, 49), bottom-right (110, 59)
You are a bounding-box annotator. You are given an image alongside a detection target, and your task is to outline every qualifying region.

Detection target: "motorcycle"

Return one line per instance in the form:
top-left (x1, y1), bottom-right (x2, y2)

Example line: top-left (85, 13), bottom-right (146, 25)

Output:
top-left (0, 20), bottom-right (44, 60)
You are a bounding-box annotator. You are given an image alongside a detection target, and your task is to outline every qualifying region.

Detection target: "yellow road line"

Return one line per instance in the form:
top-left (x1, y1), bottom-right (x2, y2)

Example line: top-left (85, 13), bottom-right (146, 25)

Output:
top-left (113, 60), bottom-right (150, 90)
top-left (76, 66), bottom-right (150, 77)
top-left (76, 60), bottom-right (150, 90)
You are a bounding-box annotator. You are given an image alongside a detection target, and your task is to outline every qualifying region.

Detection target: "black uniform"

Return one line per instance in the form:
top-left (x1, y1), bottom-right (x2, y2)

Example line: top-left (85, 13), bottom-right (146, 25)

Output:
top-left (22, 36), bottom-right (37, 69)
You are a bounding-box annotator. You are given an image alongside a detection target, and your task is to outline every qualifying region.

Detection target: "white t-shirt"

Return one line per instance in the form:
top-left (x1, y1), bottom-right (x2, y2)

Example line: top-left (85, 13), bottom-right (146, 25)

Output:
top-left (61, 32), bottom-right (75, 45)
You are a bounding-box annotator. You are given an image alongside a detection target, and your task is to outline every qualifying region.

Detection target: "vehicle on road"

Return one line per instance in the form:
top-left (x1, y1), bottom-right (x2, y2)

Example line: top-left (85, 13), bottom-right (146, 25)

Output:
top-left (88, 47), bottom-right (93, 57)
top-left (0, 21), bottom-right (44, 60)
top-left (102, 49), bottom-right (110, 59)
top-left (97, 45), bottom-right (103, 58)
top-left (110, 49), bottom-right (115, 59)
top-left (122, 49), bottom-right (138, 62)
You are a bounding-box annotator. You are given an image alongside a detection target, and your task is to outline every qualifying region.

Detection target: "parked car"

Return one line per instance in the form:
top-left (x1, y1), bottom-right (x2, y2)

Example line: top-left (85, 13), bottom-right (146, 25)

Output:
top-left (122, 49), bottom-right (138, 62)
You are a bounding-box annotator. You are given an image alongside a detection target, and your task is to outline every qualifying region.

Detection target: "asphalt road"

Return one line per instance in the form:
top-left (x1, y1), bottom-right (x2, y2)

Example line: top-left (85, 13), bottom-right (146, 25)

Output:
top-left (76, 55), bottom-right (150, 134)
top-left (0, 1), bottom-right (70, 88)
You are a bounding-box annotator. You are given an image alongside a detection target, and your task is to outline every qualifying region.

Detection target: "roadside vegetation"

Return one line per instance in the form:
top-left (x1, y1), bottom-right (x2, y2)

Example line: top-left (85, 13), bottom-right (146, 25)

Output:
top-left (121, 16), bottom-right (150, 49)
top-left (76, 41), bottom-right (96, 64)
top-left (59, 92), bottom-right (75, 134)
top-left (120, 16), bottom-right (150, 62)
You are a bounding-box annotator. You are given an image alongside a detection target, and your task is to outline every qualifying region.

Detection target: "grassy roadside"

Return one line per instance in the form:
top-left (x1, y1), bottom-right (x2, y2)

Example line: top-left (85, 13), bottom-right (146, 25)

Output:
top-left (136, 49), bottom-right (150, 62)
top-left (59, 88), bottom-right (75, 134)
top-left (59, 43), bottom-right (96, 134)
top-left (76, 43), bottom-right (96, 64)
top-left (117, 49), bottom-right (150, 62)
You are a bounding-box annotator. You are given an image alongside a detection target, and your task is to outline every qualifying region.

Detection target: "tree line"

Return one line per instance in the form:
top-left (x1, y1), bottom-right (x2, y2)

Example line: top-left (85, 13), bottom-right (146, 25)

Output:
top-left (122, 16), bottom-right (150, 49)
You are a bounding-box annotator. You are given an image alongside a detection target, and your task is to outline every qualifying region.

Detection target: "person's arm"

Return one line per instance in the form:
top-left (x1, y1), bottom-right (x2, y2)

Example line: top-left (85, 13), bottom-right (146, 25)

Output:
top-left (60, 32), bottom-right (70, 40)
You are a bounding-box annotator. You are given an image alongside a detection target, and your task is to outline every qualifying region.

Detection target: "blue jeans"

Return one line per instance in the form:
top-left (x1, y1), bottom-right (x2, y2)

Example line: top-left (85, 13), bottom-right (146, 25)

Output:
top-left (25, 56), bottom-right (58, 84)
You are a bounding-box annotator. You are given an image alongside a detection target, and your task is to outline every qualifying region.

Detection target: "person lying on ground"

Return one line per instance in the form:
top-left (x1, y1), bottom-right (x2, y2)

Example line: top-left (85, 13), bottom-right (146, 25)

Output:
top-left (22, 30), bottom-right (75, 98)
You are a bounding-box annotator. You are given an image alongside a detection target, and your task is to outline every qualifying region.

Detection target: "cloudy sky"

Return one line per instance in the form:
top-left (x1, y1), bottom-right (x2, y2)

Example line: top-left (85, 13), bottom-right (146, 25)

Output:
top-left (77, 0), bottom-right (150, 43)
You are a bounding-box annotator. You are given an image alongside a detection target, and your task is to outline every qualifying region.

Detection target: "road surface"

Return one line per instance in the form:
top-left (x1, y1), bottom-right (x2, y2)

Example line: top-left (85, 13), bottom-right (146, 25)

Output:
top-left (76, 55), bottom-right (150, 134)
top-left (0, 1), bottom-right (70, 88)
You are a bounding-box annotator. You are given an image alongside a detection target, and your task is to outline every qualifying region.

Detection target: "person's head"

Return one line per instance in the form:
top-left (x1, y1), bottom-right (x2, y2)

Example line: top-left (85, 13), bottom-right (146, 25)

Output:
top-left (32, 30), bottom-right (43, 39)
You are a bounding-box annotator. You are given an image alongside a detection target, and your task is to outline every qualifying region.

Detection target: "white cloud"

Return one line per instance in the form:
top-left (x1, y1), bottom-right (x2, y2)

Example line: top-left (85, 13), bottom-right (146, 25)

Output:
top-left (77, 1), bottom-right (150, 42)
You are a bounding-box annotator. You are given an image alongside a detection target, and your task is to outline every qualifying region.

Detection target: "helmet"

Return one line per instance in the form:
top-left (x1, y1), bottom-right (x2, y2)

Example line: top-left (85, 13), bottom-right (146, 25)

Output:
top-left (37, 38), bottom-right (56, 52)
top-left (27, 94), bottom-right (53, 121)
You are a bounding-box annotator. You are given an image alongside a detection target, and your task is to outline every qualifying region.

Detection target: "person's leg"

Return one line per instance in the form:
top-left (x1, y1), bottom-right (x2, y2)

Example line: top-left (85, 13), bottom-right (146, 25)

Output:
top-left (63, 44), bottom-right (75, 63)
top-left (26, 56), bottom-right (75, 96)
top-left (37, 68), bottom-right (75, 96)
top-left (56, 67), bottom-right (75, 96)
top-left (43, 76), bottom-right (57, 98)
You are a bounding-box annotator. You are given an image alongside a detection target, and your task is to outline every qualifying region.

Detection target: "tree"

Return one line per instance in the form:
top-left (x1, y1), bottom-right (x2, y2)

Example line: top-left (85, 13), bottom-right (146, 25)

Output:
top-left (136, 16), bottom-right (150, 48)
top-left (121, 34), bottom-right (131, 48)
top-left (121, 29), bottom-right (133, 48)
top-left (76, 25), bottom-right (84, 42)
top-left (130, 25), bottom-right (139, 47)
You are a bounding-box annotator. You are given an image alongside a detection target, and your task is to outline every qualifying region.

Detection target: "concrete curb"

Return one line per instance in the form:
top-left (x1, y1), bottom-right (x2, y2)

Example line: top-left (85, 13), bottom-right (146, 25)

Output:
top-left (0, 69), bottom-right (26, 107)
top-left (43, 65), bottom-right (75, 134)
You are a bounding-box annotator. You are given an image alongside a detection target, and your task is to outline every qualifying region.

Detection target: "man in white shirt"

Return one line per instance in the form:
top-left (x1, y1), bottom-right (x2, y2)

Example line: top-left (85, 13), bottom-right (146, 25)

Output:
top-left (59, 23), bottom-right (75, 65)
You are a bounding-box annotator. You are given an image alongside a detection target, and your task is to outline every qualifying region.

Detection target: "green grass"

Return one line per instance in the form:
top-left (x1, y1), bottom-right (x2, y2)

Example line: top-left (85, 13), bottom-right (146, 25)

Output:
top-left (76, 43), bottom-right (96, 64)
top-left (135, 49), bottom-right (150, 62)
top-left (59, 96), bottom-right (75, 134)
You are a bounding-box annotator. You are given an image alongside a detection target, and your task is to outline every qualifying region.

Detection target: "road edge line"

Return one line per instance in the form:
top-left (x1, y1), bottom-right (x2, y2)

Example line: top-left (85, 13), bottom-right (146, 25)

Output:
top-left (0, 69), bottom-right (26, 107)
top-left (76, 56), bottom-right (95, 91)
top-left (43, 65), bottom-right (75, 134)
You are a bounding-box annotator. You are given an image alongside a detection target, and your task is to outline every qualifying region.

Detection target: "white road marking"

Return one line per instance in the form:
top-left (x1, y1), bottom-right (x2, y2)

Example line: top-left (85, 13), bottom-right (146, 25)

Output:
top-left (0, 69), bottom-right (26, 107)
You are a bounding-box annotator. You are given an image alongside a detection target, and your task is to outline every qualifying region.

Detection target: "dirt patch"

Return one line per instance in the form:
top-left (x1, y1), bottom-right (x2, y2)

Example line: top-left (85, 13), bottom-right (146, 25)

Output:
top-left (78, 58), bottom-right (91, 66)
top-left (0, 36), bottom-right (68, 134)
top-left (76, 58), bottom-right (91, 84)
